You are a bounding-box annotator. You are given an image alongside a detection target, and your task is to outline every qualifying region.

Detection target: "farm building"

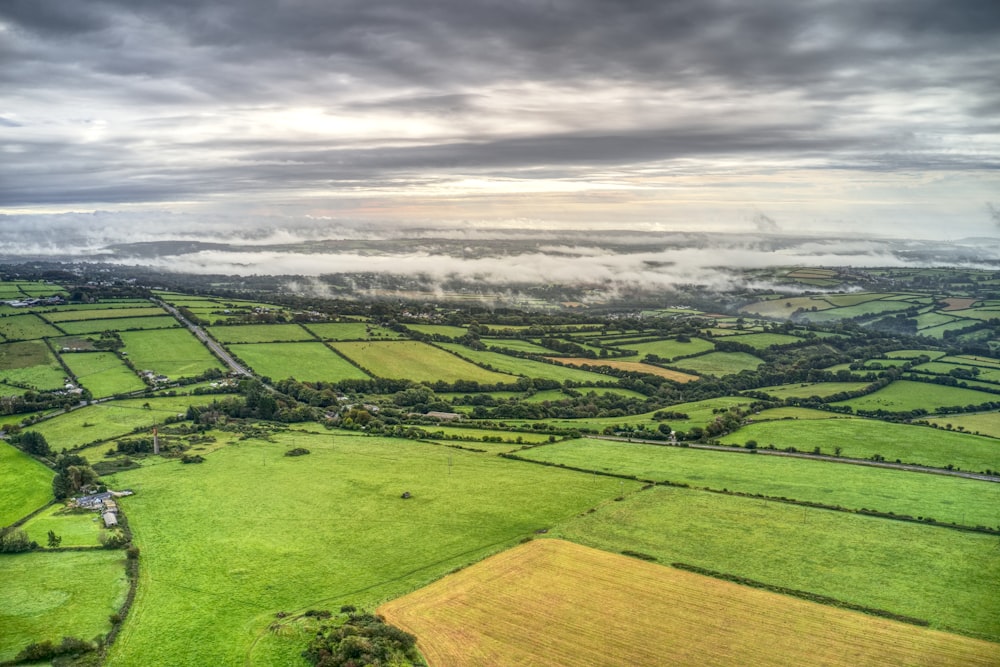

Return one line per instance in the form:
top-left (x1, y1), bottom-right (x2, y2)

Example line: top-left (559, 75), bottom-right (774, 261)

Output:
top-left (102, 511), bottom-right (118, 528)
top-left (426, 411), bottom-right (462, 421)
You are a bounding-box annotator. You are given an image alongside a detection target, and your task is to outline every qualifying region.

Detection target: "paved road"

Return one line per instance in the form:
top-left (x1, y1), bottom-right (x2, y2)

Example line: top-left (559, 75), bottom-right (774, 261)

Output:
top-left (156, 299), bottom-right (251, 376)
top-left (595, 435), bottom-right (1000, 483)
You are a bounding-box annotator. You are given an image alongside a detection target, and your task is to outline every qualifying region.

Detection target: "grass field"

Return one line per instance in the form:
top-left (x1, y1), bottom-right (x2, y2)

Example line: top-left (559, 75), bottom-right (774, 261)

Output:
top-left (831, 380), bottom-right (1000, 413)
top-left (419, 425), bottom-right (556, 444)
top-left (21, 503), bottom-right (108, 547)
top-left (208, 324), bottom-right (314, 344)
top-left (749, 381), bottom-right (872, 399)
top-left (553, 486), bottom-right (1000, 641)
top-left (522, 387), bottom-right (650, 402)
top-left (0, 440), bottom-right (53, 526)
top-left (304, 322), bottom-right (404, 341)
top-left (404, 324), bottom-right (469, 338)
top-left (886, 349), bottom-right (947, 360)
top-left (44, 307), bottom-right (168, 323)
top-left (62, 352), bottom-right (146, 398)
top-left (380, 539), bottom-right (999, 667)
top-left (498, 397), bottom-right (752, 434)
top-left (119, 328), bottom-right (225, 379)
top-left (924, 411), bottom-right (1000, 438)
top-left (437, 343), bottom-right (614, 384)
top-left (718, 416), bottom-right (1000, 471)
top-left (102, 431), bottom-right (635, 666)
top-left (550, 357), bottom-right (699, 382)
top-left (333, 341), bottom-right (518, 384)
top-left (481, 337), bottom-right (557, 354)
top-left (59, 316), bottom-right (180, 335)
top-left (31, 395), bottom-right (225, 452)
top-left (614, 337), bottom-right (715, 360)
top-left (0, 340), bottom-right (67, 390)
top-left (0, 313), bottom-right (63, 340)
top-left (0, 550), bottom-right (129, 662)
top-left (670, 351), bottom-right (764, 376)
top-left (722, 332), bottom-right (803, 349)
top-left (228, 342), bottom-right (370, 383)
top-left (519, 438), bottom-right (1000, 527)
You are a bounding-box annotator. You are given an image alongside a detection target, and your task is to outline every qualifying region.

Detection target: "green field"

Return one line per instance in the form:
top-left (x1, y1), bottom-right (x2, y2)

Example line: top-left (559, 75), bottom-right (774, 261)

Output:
top-left (924, 411), bottom-right (1000, 438)
top-left (420, 425), bottom-right (556, 444)
top-left (228, 342), bottom-right (370, 383)
top-left (62, 352), bottom-right (146, 398)
top-left (304, 322), bottom-right (405, 341)
top-left (481, 337), bottom-right (557, 354)
top-left (798, 300), bottom-right (914, 323)
top-left (886, 349), bottom-right (947, 360)
top-left (831, 380), bottom-right (1000, 413)
top-left (103, 431), bottom-right (635, 666)
top-left (58, 316), bottom-right (181, 335)
top-left (31, 395), bottom-right (224, 452)
top-left (718, 416), bottom-right (1000, 471)
top-left (0, 440), bottom-right (53, 526)
top-left (0, 340), bottom-right (67, 391)
top-left (437, 343), bottom-right (614, 384)
top-left (519, 438), bottom-right (1000, 527)
top-left (119, 328), bottom-right (225, 379)
top-left (749, 381), bottom-right (872, 399)
top-left (721, 332), bottom-right (802, 349)
top-left (208, 324), bottom-right (314, 344)
top-left (498, 397), bottom-right (752, 434)
top-left (670, 351), bottom-right (764, 376)
top-left (522, 387), bottom-right (650, 402)
top-left (333, 341), bottom-right (518, 385)
top-left (21, 503), bottom-right (109, 548)
top-left (0, 550), bottom-right (129, 662)
top-left (552, 486), bottom-right (1000, 640)
top-left (44, 307), bottom-right (167, 323)
top-left (615, 337), bottom-right (715, 360)
top-left (404, 324), bottom-right (469, 338)
top-left (0, 313), bottom-right (63, 340)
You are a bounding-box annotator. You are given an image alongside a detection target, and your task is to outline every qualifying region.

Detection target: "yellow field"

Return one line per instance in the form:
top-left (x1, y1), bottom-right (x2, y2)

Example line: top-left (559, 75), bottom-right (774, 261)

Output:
top-left (548, 357), bottom-right (699, 382)
top-left (379, 540), bottom-right (999, 667)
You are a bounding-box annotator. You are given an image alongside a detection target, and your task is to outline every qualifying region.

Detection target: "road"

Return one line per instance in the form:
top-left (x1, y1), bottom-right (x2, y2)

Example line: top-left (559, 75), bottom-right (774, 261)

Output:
top-left (156, 299), bottom-right (251, 377)
top-left (595, 435), bottom-right (1000, 483)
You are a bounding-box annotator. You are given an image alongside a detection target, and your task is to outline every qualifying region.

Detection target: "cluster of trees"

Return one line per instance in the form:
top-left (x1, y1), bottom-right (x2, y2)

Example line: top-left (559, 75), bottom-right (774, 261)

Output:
top-left (52, 452), bottom-right (101, 499)
top-left (302, 612), bottom-right (421, 667)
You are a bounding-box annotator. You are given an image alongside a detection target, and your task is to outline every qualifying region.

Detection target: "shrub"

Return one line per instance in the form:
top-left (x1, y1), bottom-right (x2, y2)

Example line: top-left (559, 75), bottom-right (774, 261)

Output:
top-left (285, 447), bottom-right (311, 457)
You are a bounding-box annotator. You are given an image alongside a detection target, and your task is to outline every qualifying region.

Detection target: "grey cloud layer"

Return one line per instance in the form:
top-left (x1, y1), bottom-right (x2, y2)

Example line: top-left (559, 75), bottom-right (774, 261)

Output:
top-left (1, 0), bottom-right (999, 221)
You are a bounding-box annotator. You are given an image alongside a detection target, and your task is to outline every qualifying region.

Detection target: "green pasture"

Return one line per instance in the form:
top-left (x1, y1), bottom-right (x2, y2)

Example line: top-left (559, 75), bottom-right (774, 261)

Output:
top-left (520, 438), bottom-right (1000, 527)
top-left (47, 300), bottom-right (151, 311)
top-left (552, 486), bottom-right (1000, 640)
top-left (333, 341), bottom-right (517, 385)
top-left (227, 342), bottom-right (370, 383)
top-left (740, 296), bottom-right (834, 318)
top-left (946, 355), bottom-right (1000, 369)
top-left (615, 337), bottom-right (715, 360)
top-left (914, 312), bottom-right (961, 329)
top-left (886, 349), bottom-right (947, 360)
top-left (522, 387), bottom-right (650, 403)
top-left (481, 337), bottom-right (557, 354)
top-left (0, 313), bottom-right (62, 340)
top-left (912, 362), bottom-right (1000, 384)
top-left (918, 320), bottom-right (981, 339)
top-left (831, 380), bottom-right (1000, 414)
top-left (749, 381), bottom-right (872, 400)
top-left (0, 440), bottom-right (53, 526)
top-left (119, 328), bottom-right (225, 379)
top-left (103, 431), bottom-right (635, 666)
top-left (21, 504), bottom-right (108, 548)
top-left (670, 351), bottom-right (764, 376)
top-left (62, 352), bottom-right (146, 398)
top-left (304, 322), bottom-right (404, 341)
top-left (722, 332), bottom-right (802, 349)
top-left (718, 417), bottom-right (1000, 471)
top-left (44, 307), bottom-right (167, 323)
top-left (208, 324), bottom-right (314, 344)
top-left (0, 550), bottom-right (129, 663)
top-left (31, 395), bottom-right (223, 452)
top-left (0, 340), bottom-right (67, 391)
top-left (753, 406), bottom-right (841, 420)
top-left (59, 316), bottom-right (180, 335)
top-left (822, 293), bottom-right (895, 307)
top-left (403, 324), bottom-right (469, 338)
top-left (924, 411), bottom-right (1000, 439)
top-left (798, 300), bottom-right (913, 323)
top-left (419, 425), bottom-right (556, 444)
top-left (497, 397), bottom-right (752, 434)
top-left (437, 343), bottom-right (614, 384)
top-left (15, 282), bottom-right (67, 297)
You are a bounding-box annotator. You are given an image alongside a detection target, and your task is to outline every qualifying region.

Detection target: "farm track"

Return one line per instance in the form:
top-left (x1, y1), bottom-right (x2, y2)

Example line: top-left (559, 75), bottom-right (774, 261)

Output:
top-left (595, 436), bottom-right (1000, 482)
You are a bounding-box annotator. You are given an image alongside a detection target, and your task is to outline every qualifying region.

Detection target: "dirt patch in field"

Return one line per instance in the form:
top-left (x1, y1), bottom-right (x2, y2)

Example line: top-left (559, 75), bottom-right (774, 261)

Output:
top-left (941, 298), bottom-right (977, 311)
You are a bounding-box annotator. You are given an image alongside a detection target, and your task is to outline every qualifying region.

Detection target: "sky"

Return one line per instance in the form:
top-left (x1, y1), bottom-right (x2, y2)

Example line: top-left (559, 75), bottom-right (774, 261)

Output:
top-left (2, 0), bottom-right (1000, 243)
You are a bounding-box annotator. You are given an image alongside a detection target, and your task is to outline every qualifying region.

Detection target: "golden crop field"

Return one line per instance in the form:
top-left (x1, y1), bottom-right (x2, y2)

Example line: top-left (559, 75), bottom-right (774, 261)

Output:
top-left (548, 357), bottom-right (699, 382)
top-left (379, 539), bottom-right (999, 667)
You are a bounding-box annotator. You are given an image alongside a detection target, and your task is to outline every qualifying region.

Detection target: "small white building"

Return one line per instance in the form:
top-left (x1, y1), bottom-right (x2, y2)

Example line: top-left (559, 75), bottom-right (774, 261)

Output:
top-left (102, 511), bottom-right (118, 528)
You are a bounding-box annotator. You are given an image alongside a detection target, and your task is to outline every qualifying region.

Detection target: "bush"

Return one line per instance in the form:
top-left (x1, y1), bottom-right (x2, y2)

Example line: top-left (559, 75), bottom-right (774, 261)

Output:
top-left (284, 447), bottom-right (311, 457)
top-left (0, 526), bottom-right (38, 553)
top-left (303, 612), bottom-right (420, 667)
top-left (181, 454), bottom-right (205, 464)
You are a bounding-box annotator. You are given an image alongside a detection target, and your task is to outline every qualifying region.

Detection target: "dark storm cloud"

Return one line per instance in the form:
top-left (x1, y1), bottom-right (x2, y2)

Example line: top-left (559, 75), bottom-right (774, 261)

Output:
top-left (1, 0), bottom-right (998, 210)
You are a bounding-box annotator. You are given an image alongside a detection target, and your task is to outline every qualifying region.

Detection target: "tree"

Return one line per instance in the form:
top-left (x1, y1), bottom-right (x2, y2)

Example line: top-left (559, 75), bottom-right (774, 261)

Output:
top-left (16, 431), bottom-right (51, 456)
top-left (47, 530), bottom-right (62, 548)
